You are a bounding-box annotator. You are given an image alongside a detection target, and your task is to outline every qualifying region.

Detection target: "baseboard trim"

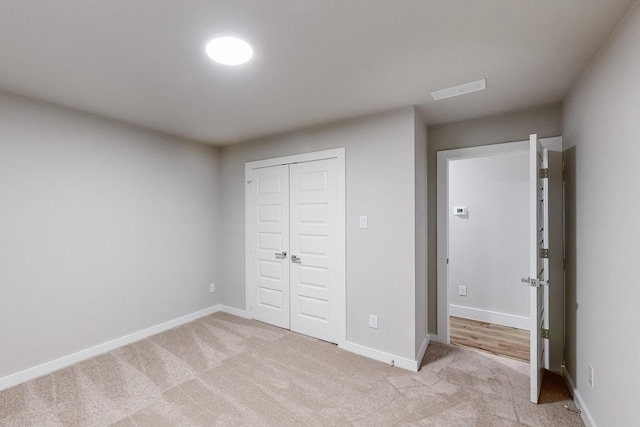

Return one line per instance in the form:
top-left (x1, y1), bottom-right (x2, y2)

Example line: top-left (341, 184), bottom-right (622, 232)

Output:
top-left (449, 305), bottom-right (530, 330)
top-left (428, 333), bottom-right (445, 344)
top-left (0, 305), bottom-right (220, 391)
top-left (1, 304), bottom-right (428, 391)
top-left (339, 341), bottom-right (423, 372)
top-left (219, 305), bottom-right (251, 319)
top-left (416, 335), bottom-right (430, 369)
top-left (562, 366), bottom-right (597, 427)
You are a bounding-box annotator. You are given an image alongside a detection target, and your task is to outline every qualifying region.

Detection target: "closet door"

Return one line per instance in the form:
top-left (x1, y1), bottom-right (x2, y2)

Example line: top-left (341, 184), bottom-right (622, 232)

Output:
top-left (289, 158), bottom-right (339, 343)
top-left (248, 165), bottom-right (290, 329)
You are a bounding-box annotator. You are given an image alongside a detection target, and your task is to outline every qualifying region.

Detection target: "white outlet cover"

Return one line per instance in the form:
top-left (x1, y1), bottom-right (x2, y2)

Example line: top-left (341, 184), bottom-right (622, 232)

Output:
top-left (369, 314), bottom-right (378, 329)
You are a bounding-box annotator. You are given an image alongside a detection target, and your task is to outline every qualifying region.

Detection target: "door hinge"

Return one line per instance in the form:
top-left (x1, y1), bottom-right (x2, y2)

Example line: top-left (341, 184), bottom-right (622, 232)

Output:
top-left (542, 328), bottom-right (549, 339)
top-left (539, 248), bottom-right (549, 258)
top-left (539, 168), bottom-right (549, 179)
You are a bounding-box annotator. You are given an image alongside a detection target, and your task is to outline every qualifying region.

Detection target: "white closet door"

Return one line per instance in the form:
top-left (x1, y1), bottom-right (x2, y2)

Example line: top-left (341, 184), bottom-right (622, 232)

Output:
top-left (289, 158), bottom-right (339, 343)
top-left (249, 165), bottom-right (290, 329)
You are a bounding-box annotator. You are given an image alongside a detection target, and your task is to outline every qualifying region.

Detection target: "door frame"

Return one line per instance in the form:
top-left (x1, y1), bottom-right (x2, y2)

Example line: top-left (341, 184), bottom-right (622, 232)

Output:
top-left (435, 137), bottom-right (562, 344)
top-left (245, 148), bottom-right (346, 345)
top-left (435, 140), bottom-right (529, 345)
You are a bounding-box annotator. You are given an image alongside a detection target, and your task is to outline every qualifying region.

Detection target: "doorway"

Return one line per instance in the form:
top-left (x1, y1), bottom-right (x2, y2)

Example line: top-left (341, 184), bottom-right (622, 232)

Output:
top-left (245, 148), bottom-right (346, 345)
top-left (436, 137), bottom-right (564, 403)
top-left (436, 140), bottom-right (530, 344)
top-left (440, 142), bottom-right (531, 360)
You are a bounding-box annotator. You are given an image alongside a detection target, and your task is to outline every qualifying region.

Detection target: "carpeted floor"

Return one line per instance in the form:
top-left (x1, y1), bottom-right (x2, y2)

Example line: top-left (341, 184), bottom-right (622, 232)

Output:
top-left (0, 312), bottom-right (584, 426)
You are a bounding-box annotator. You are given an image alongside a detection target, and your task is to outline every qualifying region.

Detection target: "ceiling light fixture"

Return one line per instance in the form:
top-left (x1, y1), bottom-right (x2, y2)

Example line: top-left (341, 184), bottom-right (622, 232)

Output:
top-left (431, 79), bottom-right (486, 101)
top-left (205, 36), bottom-right (253, 65)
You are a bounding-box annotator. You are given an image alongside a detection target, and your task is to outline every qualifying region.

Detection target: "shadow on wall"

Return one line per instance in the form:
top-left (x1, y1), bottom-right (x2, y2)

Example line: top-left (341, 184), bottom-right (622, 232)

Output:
top-left (563, 146), bottom-right (577, 383)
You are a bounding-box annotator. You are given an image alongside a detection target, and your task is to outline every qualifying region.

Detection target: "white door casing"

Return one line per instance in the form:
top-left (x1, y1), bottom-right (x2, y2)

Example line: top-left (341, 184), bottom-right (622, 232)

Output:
top-left (248, 165), bottom-right (290, 329)
top-left (529, 133), bottom-right (548, 403)
top-left (245, 149), bottom-right (346, 345)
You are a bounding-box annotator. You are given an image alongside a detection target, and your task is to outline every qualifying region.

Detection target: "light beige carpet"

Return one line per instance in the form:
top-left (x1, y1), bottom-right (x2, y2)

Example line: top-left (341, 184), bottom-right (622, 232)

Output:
top-left (0, 312), bottom-right (584, 426)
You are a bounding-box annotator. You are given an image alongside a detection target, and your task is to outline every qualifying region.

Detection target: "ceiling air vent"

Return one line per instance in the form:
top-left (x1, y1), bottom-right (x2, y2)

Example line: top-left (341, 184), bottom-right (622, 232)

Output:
top-left (431, 79), bottom-right (486, 101)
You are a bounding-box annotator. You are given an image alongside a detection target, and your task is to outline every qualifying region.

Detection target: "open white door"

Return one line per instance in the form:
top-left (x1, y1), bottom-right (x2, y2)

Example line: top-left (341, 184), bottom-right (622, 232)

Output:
top-left (528, 133), bottom-right (548, 403)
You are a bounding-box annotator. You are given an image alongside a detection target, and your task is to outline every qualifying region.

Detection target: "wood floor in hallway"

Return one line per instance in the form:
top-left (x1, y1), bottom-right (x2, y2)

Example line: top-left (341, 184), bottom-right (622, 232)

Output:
top-left (450, 316), bottom-right (530, 362)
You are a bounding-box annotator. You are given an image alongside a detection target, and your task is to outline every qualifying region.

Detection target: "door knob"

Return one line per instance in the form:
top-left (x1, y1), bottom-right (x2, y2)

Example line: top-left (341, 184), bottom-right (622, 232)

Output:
top-left (275, 251), bottom-right (287, 259)
top-left (291, 254), bottom-right (301, 263)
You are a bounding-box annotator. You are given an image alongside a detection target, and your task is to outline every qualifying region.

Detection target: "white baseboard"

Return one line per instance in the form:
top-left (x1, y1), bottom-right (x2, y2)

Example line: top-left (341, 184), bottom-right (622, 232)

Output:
top-left (221, 305), bottom-right (431, 372)
top-left (562, 366), bottom-right (597, 427)
top-left (219, 305), bottom-right (251, 319)
top-left (340, 339), bottom-right (427, 372)
top-left (416, 335), bottom-right (430, 369)
top-left (0, 304), bottom-right (429, 391)
top-left (0, 305), bottom-right (220, 391)
top-left (429, 333), bottom-right (445, 344)
top-left (449, 305), bottom-right (530, 330)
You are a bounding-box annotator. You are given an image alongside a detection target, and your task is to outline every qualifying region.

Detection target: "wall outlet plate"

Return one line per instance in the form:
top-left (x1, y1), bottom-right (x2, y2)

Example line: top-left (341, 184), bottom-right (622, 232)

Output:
top-left (210, 283), bottom-right (215, 293)
top-left (359, 216), bottom-right (368, 229)
top-left (458, 286), bottom-right (467, 296)
top-left (369, 314), bottom-right (378, 329)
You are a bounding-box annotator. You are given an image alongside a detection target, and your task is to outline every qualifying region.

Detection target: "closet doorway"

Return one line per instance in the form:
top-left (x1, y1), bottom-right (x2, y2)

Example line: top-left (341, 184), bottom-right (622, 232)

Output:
top-left (245, 149), bottom-right (345, 345)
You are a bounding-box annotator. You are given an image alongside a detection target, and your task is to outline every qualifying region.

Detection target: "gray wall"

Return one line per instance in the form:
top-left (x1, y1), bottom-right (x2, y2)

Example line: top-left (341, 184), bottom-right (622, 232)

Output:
top-left (219, 107), bottom-right (424, 360)
top-left (0, 92), bottom-right (222, 378)
top-left (563, 2), bottom-right (640, 425)
top-left (427, 103), bottom-right (563, 333)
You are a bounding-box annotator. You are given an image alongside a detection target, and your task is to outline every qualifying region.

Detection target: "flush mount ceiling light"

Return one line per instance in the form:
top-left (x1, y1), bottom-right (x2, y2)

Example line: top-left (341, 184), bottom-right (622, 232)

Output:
top-left (205, 36), bottom-right (253, 65)
top-left (431, 79), bottom-right (486, 101)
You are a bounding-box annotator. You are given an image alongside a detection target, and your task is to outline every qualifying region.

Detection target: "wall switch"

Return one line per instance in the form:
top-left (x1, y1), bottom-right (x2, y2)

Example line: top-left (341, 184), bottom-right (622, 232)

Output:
top-left (458, 286), bottom-right (467, 296)
top-left (369, 314), bottom-right (378, 329)
top-left (209, 283), bottom-right (215, 293)
top-left (588, 365), bottom-right (594, 387)
top-left (359, 216), bottom-right (368, 229)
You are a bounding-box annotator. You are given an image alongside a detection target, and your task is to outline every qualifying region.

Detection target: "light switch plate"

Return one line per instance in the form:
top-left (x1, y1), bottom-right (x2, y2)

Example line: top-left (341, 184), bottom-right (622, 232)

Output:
top-left (359, 216), bottom-right (368, 229)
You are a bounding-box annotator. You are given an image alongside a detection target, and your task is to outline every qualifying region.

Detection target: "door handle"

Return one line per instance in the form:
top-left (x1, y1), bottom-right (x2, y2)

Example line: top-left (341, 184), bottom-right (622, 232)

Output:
top-left (521, 276), bottom-right (548, 287)
top-left (291, 254), bottom-right (301, 263)
top-left (275, 251), bottom-right (287, 259)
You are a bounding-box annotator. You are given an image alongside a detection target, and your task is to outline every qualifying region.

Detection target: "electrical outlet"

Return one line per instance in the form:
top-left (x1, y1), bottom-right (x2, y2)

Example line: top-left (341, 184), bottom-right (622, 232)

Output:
top-left (359, 216), bottom-right (368, 229)
top-left (588, 365), bottom-right (594, 387)
top-left (209, 283), bottom-right (215, 293)
top-left (369, 314), bottom-right (378, 329)
top-left (458, 286), bottom-right (467, 296)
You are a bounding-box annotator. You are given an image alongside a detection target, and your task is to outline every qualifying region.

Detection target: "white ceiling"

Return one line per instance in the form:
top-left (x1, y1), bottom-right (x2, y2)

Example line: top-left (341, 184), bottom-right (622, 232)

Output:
top-left (0, 0), bottom-right (634, 145)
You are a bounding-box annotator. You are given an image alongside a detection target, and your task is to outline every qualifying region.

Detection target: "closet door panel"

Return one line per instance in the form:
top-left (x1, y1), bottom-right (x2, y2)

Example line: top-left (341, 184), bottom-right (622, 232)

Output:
top-left (289, 158), bottom-right (339, 343)
top-left (248, 165), bottom-right (290, 329)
